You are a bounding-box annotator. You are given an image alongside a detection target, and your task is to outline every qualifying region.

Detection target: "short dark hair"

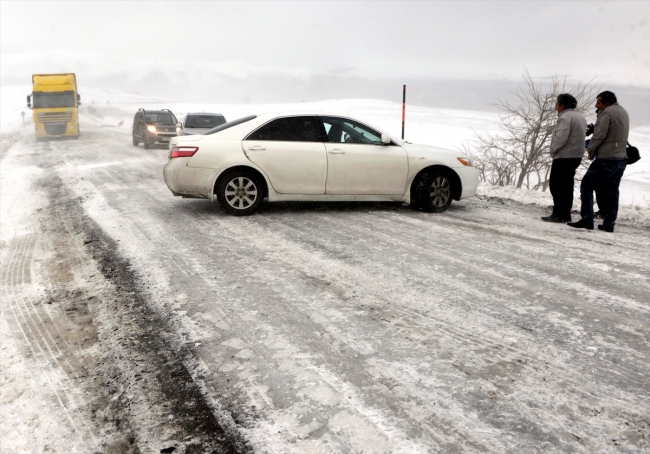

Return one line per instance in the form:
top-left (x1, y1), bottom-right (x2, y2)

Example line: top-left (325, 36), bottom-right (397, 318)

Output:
top-left (597, 91), bottom-right (617, 105)
top-left (557, 93), bottom-right (577, 109)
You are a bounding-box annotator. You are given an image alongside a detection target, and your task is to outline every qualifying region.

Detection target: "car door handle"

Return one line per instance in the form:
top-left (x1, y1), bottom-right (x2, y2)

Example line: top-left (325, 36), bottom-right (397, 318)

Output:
top-left (248, 145), bottom-right (266, 151)
top-left (328, 149), bottom-right (345, 154)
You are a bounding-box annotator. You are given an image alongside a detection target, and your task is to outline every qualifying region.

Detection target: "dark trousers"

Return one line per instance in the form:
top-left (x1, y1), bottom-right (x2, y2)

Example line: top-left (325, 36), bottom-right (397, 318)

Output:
top-left (549, 158), bottom-right (582, 220)
top-left (580, 159), bottom-right (627, 227)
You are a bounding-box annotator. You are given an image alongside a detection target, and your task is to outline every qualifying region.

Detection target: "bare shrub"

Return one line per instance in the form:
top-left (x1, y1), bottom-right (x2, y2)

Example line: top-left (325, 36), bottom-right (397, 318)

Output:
top-left (465, 68), bottom-right (599, 190)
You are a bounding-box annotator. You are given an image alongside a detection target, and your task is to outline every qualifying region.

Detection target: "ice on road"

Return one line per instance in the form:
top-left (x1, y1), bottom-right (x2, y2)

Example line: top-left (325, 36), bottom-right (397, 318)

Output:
top-left (1, 104), bottom-right (649, 453)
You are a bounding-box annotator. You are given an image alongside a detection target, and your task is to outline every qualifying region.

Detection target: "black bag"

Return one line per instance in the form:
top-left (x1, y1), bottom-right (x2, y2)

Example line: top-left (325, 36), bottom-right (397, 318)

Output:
top-left (626, 142), bottom-right (640, 164)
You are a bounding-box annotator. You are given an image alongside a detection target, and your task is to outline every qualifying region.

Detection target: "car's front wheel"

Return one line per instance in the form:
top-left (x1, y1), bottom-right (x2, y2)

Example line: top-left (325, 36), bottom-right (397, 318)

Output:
top-left (217, 171), bottom-right (264, 216)
top-left (132, 134), bottom-right (139, 146)
top-left (414, 170), bottom-right (454, 213)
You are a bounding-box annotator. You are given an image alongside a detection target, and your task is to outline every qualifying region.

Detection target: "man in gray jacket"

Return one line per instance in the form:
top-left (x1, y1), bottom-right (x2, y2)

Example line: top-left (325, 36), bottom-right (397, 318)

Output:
top-left (542, 93), bottom-right (587, 223)
top-left (568, 91), bottom-right (629, 232)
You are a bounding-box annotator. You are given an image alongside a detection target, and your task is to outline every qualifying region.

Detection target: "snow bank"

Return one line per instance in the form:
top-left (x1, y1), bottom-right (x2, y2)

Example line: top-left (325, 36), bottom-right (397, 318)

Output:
top-left (477, 182), bottom-right (650, 226)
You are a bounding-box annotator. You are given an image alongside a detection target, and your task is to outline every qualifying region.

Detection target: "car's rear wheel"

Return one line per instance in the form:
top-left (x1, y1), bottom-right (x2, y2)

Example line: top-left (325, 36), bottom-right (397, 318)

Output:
top-left (414, 169), bottom-right (454, 213)
top-left (217, 171), bottom-right (264, 216)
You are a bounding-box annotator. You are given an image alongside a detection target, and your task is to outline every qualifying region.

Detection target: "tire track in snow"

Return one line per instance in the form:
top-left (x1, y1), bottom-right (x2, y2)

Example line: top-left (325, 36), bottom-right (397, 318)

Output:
top-left (2, 181), bottom-right (100, 451)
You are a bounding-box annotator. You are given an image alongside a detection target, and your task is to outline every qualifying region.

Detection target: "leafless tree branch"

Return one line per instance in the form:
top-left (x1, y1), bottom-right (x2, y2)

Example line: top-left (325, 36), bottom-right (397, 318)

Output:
top-left (467, 68), bottom-right (600, 190)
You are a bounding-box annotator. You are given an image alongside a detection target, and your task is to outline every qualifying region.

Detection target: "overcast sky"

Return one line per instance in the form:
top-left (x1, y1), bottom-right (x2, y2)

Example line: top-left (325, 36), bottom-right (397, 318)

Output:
top-left (1, 0), bottom-right (648, 87)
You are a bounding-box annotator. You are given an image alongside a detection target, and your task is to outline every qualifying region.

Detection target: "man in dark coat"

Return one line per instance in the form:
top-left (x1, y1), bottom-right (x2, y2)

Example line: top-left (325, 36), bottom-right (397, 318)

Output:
top-left (542, 94), bottom-right (586, 223)
top-left (568, 91), bottom-right (629, 232)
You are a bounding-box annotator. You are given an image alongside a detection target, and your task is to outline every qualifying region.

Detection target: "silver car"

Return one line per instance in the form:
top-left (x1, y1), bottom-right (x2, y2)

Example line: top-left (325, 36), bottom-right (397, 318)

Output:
top-left (180, 113), bottom-right (227, 135)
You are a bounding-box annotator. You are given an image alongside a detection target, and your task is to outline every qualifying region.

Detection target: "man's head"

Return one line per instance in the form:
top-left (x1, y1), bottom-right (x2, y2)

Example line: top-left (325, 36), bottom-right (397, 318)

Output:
top-left (596, 91), bottom-right (617, 110)
top-left (556, 93), bottom-right (577, 112)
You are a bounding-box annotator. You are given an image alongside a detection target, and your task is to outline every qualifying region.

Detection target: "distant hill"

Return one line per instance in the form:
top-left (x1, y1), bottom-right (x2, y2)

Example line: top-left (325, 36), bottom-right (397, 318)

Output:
top-left (2, 50), bottom-right (648, 126)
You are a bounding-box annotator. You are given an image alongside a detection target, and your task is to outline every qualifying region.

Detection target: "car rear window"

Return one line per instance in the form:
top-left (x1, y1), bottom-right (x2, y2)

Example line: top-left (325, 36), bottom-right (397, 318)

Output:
top-left (204, 115), bottom-right (257, 135)
top-left (185, 115), bottom-right (226, 128)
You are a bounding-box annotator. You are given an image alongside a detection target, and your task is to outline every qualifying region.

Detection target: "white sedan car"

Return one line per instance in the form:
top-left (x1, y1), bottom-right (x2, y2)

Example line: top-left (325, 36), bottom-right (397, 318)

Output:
top-left (163, 113), bottom-right (477, 216)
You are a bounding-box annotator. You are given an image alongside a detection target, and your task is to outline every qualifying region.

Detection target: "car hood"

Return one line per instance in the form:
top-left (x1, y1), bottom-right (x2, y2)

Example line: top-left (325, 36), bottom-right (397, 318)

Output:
top-left (401, 142), bottom-right (466, 161)
top-left (182, 127), bottom-right (213, 135)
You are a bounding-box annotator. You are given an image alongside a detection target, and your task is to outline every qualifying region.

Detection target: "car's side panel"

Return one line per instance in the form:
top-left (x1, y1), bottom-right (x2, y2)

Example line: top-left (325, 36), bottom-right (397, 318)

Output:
top-left (324, 143), bottom-right (408, 195)
top-left (242, 140), bottom-right (327, 194)
top-left (185, 139), bottom-right (237, 168)
top-left (266, 189), bottom-right (404, 203)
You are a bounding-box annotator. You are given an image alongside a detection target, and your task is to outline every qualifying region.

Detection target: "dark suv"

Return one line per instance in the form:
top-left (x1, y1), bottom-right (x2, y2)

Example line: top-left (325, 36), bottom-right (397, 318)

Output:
top-left (132, 109), bottom-right (178, 149)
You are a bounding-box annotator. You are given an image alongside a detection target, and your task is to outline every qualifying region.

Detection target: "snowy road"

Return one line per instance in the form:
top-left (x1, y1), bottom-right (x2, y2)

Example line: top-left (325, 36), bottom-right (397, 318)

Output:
top-left (2, 112), bottom-right (649, 453)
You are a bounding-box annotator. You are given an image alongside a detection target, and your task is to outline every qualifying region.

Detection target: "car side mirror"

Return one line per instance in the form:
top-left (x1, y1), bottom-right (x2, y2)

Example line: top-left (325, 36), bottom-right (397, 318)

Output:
top-left (381, 133), bottom-right (391, 145)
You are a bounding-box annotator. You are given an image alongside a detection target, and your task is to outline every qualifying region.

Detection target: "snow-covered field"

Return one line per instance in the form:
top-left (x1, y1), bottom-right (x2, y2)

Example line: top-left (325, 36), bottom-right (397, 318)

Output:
top-left (2, 88), bottom-right (650, 453)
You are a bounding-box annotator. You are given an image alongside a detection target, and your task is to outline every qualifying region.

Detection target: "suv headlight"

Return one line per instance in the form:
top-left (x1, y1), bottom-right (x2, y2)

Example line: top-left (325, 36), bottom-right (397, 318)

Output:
top-left (147, 125), bottom-right (157, 133)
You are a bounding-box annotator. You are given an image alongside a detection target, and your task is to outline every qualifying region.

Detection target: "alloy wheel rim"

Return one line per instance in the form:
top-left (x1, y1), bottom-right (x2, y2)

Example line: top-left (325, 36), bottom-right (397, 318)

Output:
top-left (225, 177), bottom-right (258, 210)
top-left (429, 176), bottom-right (451, 207)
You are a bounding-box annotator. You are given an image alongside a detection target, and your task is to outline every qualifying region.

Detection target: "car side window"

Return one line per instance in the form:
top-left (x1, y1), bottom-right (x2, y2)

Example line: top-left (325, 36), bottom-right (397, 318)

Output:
top-left (247, 116), bottom-right (324, 142)
top-left (321, 116), bottom-right (382, 145)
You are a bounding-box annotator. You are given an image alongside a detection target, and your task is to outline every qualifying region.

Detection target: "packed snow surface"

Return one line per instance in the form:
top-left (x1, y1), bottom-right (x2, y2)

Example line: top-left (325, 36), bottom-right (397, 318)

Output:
top-left (1, 88), bottom-right (649, 453)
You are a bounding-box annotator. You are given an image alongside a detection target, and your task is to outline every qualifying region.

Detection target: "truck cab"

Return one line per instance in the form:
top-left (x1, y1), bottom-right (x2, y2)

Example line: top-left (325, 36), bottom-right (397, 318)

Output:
top-left (27, 73), bottom-right (81, 139)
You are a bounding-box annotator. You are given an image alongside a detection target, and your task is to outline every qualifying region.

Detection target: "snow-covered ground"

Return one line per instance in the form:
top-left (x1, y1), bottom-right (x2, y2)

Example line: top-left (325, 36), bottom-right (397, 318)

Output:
top-left (2, 89), bottom-right (650, 453)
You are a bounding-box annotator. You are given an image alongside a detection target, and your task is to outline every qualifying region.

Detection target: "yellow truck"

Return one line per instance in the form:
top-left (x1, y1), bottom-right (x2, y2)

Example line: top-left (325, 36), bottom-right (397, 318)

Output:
top-left (27, 73), bottom-right (81, 139)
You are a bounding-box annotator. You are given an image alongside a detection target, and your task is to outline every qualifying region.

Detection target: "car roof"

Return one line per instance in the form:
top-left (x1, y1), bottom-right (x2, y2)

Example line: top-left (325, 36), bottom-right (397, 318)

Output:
top-left (252, 112), bottom-right (364, 120)
top-left (185, 112), bottom-right (224, 116)
top-left (185, 112), bottom-right (405, 146)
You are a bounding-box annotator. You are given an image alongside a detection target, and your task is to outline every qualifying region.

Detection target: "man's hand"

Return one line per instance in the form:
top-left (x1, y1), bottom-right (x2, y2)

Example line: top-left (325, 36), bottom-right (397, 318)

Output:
top-left (586, 123), bottom-right (595, 136)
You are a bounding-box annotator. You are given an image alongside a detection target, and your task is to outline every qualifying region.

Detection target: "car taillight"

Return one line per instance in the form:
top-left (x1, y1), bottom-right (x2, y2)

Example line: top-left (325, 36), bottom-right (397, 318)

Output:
top-left (170, 146), bottom-right (198, 158)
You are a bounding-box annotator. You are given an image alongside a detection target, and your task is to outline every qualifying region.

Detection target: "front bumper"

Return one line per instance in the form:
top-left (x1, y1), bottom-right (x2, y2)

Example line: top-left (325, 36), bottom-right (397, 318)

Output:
top-left (146, 130), bottom-right (177, 144)
top-left (34, 121), bottom-right (79, 138)
top-left (456, 166), bottom-right (478, 199)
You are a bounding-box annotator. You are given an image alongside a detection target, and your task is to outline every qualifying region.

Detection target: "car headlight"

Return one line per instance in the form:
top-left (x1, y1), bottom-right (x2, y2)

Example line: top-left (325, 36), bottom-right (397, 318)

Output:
top-left (147, 125), bottom-right (157, 133)
top-left (457, 157), bottom-right (473, 167)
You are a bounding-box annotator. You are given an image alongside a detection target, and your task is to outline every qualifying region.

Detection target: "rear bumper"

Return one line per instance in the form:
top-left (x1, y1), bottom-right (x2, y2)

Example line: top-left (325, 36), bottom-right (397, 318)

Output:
top-left (163, 158), bottom-right (219, 199)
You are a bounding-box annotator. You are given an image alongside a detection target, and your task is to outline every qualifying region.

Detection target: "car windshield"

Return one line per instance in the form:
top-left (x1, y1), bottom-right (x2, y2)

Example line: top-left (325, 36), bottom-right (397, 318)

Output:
top-left (32, 91), bottom-right (76, 108)
top-left (204, 115), bottom-right (257, 135)
top-left (145, 112), bottom-right (177, 125)
top-left (185, 115), bottom-right (226, 128)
